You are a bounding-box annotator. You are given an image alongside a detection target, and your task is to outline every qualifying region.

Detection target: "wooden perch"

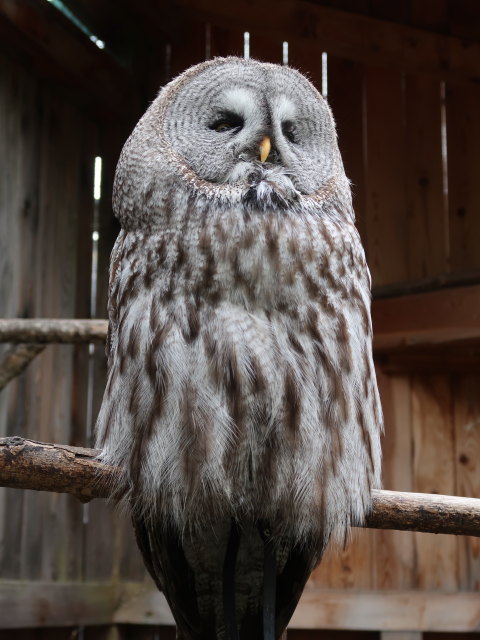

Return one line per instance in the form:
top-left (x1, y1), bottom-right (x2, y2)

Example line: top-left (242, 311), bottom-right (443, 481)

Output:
top-left (0, 437), bottom-right (479, 537)
top-left (0, 437), bottom-right (115, 502)
top-left (0, 319), bottom-right (108, 344)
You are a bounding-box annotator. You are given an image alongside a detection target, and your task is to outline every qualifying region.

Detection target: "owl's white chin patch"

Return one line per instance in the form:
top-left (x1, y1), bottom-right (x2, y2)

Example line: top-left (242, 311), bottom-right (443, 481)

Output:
top-left (225, 162), bottom-right (300, 210)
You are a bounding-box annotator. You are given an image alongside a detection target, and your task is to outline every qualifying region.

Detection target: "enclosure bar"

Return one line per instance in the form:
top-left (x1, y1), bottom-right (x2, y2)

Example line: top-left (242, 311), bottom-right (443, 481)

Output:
top-left (0, 319), bottom-right (108, 343)
top-left (0, 437), bottom-right (479, 537)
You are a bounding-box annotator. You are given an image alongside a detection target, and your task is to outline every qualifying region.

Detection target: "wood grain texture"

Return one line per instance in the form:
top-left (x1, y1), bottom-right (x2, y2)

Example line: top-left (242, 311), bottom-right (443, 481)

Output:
top-left (327, 57), bottom-right (367, 246)
top-left (114, 585), bottom-right (480, 631)
top-left (291, 589), bottom-right (480, 631)
top-left (373, 371), bottom-right (415, 590)
top-left (454, 376), bottom-right (480, 590)
top-left (404, 74), bottom-right (447, 280)
top-left (0, 580), bottom-right (120, 628)
top-left (0, 49), bottom-right (37, 581)
top-left (0, 48), bottom-right (98, 582)
top-left (364, 67), bottom-right (407, 286)
top-left (0, 438), bottom-right (113, 500)
top-left (446, 82), bottom-right (480, 273)
top-left (174, 0), bottom-right (480, 84)
top-left (372, 285), bottom-right (480, 351)
top-left (411, 376), bottom-right (457, 590)
top-left (1, 580), bottom-right (480, 631)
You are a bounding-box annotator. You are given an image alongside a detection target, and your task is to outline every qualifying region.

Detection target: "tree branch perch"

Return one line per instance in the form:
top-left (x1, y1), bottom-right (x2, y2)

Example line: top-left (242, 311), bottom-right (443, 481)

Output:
top-left (0, 319), bottom-right (108, 344)
top-left (0, 437), bottom-right (479, 537)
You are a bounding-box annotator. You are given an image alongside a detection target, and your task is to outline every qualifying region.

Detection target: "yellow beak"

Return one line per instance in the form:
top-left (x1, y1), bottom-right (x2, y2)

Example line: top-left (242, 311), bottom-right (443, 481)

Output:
top-left (259, 136), bottom-right (271, 163)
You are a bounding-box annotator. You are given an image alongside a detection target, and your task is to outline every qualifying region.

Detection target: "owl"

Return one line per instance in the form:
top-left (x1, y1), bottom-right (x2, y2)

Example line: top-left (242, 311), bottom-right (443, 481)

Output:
top-left (95, 57), bottom-right (382, 640)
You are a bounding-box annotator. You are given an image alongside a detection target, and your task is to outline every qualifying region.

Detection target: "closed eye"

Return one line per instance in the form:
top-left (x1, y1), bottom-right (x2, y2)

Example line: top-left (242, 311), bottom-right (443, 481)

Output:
top-left (282, 120), bottom-right (297, 143)
top-left (210, 111), bottom-right (244, 133)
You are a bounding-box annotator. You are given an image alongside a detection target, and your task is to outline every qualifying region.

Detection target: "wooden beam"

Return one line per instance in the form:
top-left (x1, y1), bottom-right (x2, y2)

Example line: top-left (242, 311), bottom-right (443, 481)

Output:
top-left (114, 585), bottom-right (480, 632)
top-left (1, 437), bottom-right (480, 538)
top-left (291, 589), bottom-right (480, 631)
top-left (0, 0), bottom-right (132, 121)
top-left (372, 284), bottom-right (480, 351)
top-left (0, 580), bottom-right (120, 628)
top-left (1, 581), bottom-right (479, 631)
top-left (173, 0), bottom-right (480, 84)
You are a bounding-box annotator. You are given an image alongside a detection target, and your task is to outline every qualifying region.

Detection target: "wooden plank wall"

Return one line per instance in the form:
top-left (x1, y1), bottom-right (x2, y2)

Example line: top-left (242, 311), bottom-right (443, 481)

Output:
top-left (2, 5), bottom-right (480, 639)
top-left (0, 49), bottom-right (96, 583)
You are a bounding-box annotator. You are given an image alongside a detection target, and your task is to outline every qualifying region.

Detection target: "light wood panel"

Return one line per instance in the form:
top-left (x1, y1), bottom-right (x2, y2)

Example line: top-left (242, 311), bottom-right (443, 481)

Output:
top-left (2, 580), bottom-right (480, 631)
top-left (112, 585), bottom-right (480, 631)
top-left (373, 371), bottom-right (415, 590)
top-left (454, 376), bottom-right (480, 591)
top-left (411, 376), bottom-right (457, 590)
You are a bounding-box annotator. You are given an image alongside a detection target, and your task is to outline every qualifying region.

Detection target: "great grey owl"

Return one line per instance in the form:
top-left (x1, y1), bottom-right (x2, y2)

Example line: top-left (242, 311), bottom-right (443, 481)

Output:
top-left (95, 56), bottom-right (382, 640)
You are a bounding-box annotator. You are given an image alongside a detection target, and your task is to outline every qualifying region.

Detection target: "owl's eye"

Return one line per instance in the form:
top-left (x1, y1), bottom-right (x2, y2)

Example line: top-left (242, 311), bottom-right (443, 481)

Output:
top-left (282, 120), bottom-right (297, 143)
top-left (210, 112), bottom-right (244, 133)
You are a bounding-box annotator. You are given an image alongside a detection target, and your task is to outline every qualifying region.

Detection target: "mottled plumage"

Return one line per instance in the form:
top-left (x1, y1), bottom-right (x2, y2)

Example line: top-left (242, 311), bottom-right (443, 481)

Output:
top-left (95, 57), bottom-right (382, 639)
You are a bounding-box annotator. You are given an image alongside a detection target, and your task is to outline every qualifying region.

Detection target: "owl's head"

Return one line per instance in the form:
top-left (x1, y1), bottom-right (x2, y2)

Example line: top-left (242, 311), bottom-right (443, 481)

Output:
top-left (114, 57), bottom-right (351, 228)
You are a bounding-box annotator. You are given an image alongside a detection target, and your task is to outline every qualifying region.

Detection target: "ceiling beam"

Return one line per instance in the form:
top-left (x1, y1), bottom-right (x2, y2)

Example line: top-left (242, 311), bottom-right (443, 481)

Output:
top-left (175, 0), bottom-right (480, 83)
top-left (0, 0), bottom-right (132, 121)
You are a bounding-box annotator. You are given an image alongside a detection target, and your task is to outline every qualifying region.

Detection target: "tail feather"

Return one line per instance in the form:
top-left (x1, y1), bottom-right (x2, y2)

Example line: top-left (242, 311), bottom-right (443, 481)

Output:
top-left (261, 528), bottom-right (277, 640)
top-left (223, 520), bottom-right (240, 640)
top-left (132, 515), bottom-right (321, 639)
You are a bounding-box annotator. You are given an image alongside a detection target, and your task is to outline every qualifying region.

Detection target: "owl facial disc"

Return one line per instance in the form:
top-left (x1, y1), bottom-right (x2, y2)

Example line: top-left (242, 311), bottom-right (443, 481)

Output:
top-left (160, 58), bottom-right (342, 200)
